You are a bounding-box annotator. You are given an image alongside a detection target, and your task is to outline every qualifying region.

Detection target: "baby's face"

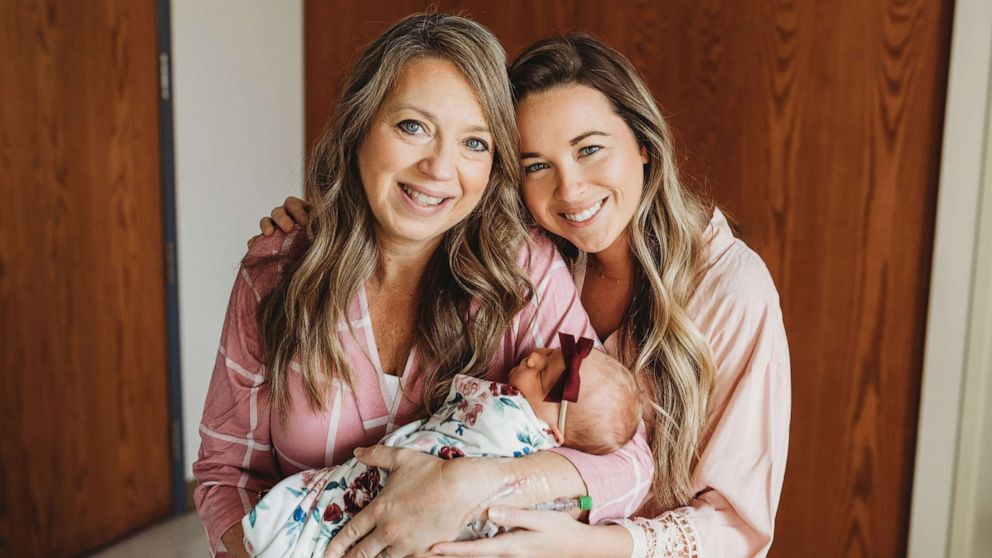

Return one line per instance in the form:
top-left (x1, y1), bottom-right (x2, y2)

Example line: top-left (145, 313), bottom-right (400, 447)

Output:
top-left (507, 351), bottom-right (567, 438)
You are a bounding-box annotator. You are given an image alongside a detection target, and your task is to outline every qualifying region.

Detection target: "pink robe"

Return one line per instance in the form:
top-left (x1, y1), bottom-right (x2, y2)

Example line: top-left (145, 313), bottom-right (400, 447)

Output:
top-left (562, 208), bottom-right (791, 557)
top-left (192, 230), bottom-right (652, 556)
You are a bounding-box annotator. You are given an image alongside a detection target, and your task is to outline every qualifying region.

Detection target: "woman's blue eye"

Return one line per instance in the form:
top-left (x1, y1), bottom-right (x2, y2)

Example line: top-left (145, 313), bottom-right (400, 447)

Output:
top-left (524, 162), bottom-right (549, 174)
top-left (465, 138), bottom-right (490, 152)
top-left (398, 120), bottom-right (425, 135)
top-left (579, 145), bottom-right (602, 157)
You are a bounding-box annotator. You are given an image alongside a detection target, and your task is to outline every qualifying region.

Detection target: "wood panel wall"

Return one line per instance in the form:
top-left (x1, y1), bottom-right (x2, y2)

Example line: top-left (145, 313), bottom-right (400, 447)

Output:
top-left (0, 2), bottom-right (171, 556)
top-left (304, 2), bottom-right (953, 556)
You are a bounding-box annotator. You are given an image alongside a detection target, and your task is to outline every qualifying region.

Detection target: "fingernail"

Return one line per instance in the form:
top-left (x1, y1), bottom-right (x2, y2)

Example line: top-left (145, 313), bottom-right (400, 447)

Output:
top-left (353, 447), bottom-right (366, 456)
top-left (489, 507), bottom-right (505, 521)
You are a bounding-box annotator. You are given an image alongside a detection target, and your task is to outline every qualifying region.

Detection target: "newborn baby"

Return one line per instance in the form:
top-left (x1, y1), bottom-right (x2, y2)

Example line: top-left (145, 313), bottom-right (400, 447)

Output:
top-left (243, 336), bottom-right (642, 558)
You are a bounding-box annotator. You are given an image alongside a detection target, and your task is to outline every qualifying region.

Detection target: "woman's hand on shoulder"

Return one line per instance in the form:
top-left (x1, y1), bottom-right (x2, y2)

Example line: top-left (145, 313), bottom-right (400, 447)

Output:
top-left (248, 196), bottom-right (311, 247)
top-left (430, 507), bottom-right (632, 558)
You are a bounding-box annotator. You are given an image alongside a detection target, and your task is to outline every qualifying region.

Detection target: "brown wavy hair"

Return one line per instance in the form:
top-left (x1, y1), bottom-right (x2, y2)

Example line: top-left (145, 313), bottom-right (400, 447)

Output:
top-left (510, 34), bottom-right (716, 511)
top-left (256, 13), bottom-right (532, 420)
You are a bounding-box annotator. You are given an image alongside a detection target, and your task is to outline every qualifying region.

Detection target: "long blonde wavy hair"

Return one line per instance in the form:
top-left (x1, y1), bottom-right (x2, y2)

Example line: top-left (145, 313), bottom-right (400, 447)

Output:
top-left (510, 35), bottom-right (717, 511)
top-left (256, 13), bottom-right (532, 420)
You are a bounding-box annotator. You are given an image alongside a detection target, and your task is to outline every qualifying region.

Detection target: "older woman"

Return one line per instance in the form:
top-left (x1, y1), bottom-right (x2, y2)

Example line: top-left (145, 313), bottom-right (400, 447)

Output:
top-left (196, 14), bottom-right (649, 558)
top-left (262, 32), bottom-right (790, 558)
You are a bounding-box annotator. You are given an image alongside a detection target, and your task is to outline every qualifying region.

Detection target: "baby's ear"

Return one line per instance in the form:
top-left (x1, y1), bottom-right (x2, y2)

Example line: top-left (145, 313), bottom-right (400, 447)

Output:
top-left (549, 422), bottom-right (565, 445)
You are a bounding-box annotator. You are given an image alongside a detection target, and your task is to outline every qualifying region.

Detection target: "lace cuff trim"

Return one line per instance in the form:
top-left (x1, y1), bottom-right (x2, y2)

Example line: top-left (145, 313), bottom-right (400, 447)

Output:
top-left (608, 511), bottom-right (700, 558)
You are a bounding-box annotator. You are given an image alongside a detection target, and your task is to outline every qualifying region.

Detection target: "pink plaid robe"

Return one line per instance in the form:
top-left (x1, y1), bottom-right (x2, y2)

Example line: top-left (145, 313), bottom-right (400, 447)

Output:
top-left (193, 230), bottom-right (653, 556)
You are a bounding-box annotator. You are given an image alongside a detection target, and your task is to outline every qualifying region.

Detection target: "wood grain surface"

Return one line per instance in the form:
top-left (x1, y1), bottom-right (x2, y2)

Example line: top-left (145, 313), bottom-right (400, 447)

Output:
top-left (579, 3), bottom-right (952, 556)
top-left (303, 2), bottom-right (952, 556)
top-left (0, 1), bottom-right (171, 556)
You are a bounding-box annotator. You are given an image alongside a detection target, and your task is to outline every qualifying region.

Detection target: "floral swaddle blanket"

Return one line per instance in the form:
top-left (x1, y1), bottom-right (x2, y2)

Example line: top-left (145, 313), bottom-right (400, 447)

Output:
top-left (242, 374), bottom-right (560, 557)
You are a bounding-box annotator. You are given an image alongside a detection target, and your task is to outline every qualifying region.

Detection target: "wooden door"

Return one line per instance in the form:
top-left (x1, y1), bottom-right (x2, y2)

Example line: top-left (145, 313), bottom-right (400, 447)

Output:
top-left (304, 2), bottom-right (952, 556)
top-left (0, 2), bottom-right (172, 556)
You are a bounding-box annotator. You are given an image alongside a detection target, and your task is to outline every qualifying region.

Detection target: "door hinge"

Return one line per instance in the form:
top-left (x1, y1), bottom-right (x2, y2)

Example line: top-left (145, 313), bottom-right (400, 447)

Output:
top-left (159, 52), bottom-right (171, 100)
top-left (165, 240), bottom-right (176, 285)
top-left (171, 418), bottom-right (183, 468)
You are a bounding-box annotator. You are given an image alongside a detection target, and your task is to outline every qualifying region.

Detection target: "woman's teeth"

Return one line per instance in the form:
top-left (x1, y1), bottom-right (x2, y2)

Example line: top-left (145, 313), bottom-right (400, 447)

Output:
top-left (562, 199), bottom-right (604, 223)
top-left (401, 184), bottom-right (445, 207)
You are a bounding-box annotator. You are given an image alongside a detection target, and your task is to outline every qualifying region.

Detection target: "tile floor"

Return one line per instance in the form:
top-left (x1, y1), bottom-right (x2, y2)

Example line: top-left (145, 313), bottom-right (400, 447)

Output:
top-left (87, 512), bottom-right (207, 558)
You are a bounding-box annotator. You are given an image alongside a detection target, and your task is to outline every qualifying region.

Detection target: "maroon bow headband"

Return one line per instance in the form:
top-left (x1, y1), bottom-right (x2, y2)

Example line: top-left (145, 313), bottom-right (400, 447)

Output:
top-left (544, 333), bottom-right (594, 439)
top-left (544, 332), bottom-right (594, 403)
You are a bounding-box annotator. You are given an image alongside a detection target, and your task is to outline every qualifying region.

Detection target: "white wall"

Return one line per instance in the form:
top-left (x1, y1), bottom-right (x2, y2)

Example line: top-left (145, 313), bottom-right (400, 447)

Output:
top-left (948, 93), bottom-right (992, 557)
top-left (171, 0), bottom-right (304, 478)
top-left (907, 0), bottom-right (992, 555)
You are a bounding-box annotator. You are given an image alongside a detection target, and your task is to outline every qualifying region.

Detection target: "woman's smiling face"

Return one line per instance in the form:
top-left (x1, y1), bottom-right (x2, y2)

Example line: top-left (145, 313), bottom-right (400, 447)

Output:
top-left (359, 57), bottom-right (494, 250)
top-left (516, 83), bottom-right (648, 254)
